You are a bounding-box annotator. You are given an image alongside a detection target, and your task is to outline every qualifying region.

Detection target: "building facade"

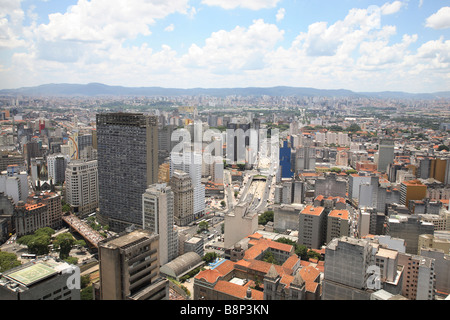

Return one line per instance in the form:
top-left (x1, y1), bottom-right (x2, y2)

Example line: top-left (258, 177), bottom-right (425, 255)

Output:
top-left (98, 229), bottom-right (168, 300)
top-left (142, 183), bottom-right (178, 265)
top-left (65, 160), bottom-right (98, 217)
top-left (96, 113), bottom-right (158, 232)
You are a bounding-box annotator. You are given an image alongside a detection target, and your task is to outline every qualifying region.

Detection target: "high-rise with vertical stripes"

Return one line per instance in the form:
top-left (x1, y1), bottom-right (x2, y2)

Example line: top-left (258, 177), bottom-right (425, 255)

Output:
top-left (96, 113), bottom-right (158, 232)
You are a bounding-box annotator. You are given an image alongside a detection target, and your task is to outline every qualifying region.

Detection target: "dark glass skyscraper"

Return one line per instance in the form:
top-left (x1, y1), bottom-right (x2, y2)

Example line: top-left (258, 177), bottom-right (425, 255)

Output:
top-left (96, 113), bottom-right (158, 232)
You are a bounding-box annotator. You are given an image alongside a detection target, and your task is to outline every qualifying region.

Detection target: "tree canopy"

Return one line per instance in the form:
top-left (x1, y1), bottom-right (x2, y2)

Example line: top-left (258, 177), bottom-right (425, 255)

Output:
top-left (0, 251), bottom-right (21, 272)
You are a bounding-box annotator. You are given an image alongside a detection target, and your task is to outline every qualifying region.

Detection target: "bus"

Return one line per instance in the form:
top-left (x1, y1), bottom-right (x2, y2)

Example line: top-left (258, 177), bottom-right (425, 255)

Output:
top-left (21, 253), bottom-right (36, 259)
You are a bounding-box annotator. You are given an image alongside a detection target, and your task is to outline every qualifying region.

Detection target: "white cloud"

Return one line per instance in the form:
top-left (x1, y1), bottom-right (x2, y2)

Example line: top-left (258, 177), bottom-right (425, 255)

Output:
top-left (425, 7), bottom-right (450, 30)
top-left (0, 0), bottom-right (26, 49)
top-left (201, 0), bottom-right (280, 10)
top-left (181, 19), bottom-right (284, 73)
top-left (165, 24), bottom-right (175, 32)
top-left (381, 1), bottom-right (404, 15)
top-left (2, 2), bottom-right (449, 93)
top-left (276, 8), bottom-right (285, 22)
top-left (34, 0), bottom-right (189, 43)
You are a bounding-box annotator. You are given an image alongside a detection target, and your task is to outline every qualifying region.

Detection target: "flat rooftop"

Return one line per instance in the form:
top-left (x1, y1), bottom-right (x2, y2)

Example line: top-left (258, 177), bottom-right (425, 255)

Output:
top-left (3, 261), bottom-right (58, 287)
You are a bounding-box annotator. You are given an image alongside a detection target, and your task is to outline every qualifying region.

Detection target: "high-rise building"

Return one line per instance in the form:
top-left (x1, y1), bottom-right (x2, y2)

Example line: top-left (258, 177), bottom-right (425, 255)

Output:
top-left (65, 160), bottom-right (99, 217)
top-left (326, 209), bottom-right (351, 243)
top-left (97, 229), bottom-right (168, 300)
top-left (96, 113), bottom-right (158, 232)
top-left (0, 165), bottom-right (28, 204)
top-left (295, 146), bottom-right (316, 173)
top-left (387, 215), bottom-right (434, 254)
top-left (323, 236), bottom-right (403, 300)
top-left (170, 152), bottom-right (205, 219)
top-left (377, 139), bottom-right (395, 173)
top-left (142, 183), bottom-right (178, 265)
top-left (398, 252), bottom-right (436, 300)
top-left (169, 170), bottom-right (194, 226)
top-left (399, 180), bottom-right (427, 207)
top-left (298, 205), bottom-right (326, 249)
top-left (47, 154), bottom-right (70, 184)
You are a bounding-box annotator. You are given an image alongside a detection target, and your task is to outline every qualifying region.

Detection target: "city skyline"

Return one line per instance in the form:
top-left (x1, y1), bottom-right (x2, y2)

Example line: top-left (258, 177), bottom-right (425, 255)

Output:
top-left (1, 1), bottom-right (449, 93)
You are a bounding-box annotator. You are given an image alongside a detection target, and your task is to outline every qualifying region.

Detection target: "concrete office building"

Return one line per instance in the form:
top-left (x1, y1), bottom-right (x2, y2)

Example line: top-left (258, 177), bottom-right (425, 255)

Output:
top-left (323, 236), bottom-right (403, 300)
top-left (358, 207), bottom-right (386, 237)
top-left (0, 165), bottom-right (28, 204)
top-left (400, 180), bottom-right (427, 207)
top-left (224, 202), bottom-right (258, 249)
top-left (323, 237), bottom-right (374, 300)
top-left (273, 203), bottom-right (304, 233)
top-left (295, 146), bottom-right (316, 173)
top-left (142, 183), bottom-right (178, 265)
top-left (398, 253), bottom-right (436, 300)
top-left (387, 215), bottom-right (434, 254)
top-left (47, 154), bottom-right (70, 184)
top-left (0, 257), bottom-right (80, 300)
top-left (420, 248), bottom-right (450, 296)
top-left (14, 201), bottom-right (47, 237)
top-left (29, 191), bottom-right (62, 230)
top-left (0, 192), bottom-right (14, 243)
top-left (298, 206), bottom-right (326, 249)
top-left (96, 113), bottom-right (158, 232)
top-left (0, 151), bottom-right (24, 172)
top-left (326, 209), bottom-right (351, 244)
top-left (170, 151), bottom-right (205, 219)
top-left (377, 139), bottom-right (395, 173)
top-left (314, 173), bottom-right (347, 198)
top-left (348, 173), bottom-right (373, 203)
top-left (98, 229), bottom-right (168, 300)
top-left (65, 160), bottom-right (99, 217)
top-left (169, 170), bottom-right (194, 226)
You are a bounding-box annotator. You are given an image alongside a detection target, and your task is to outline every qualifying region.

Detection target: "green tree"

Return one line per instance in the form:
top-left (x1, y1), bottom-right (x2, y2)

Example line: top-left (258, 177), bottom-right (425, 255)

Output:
top-left (203, 252), bottom-right (218, 264)
top-left (64, 256), bottom-right (78, 265)
top-left (53, 233), bottom-right (76, 259)
top-left (35, 227), bottom-right (55, 237)
top-left (262, 251), bottom-right (278, 265)
top-left (258, 210), bottom-right (274, 225)
top-left (81, 285), bottom-right (93, 300)
top-left (17, 232), bottom-right (51, 256)
top-left (295, 245), bottom-right (308, 260)
top-left (437, 145), bottom-right (449, 151)
top-left (198, 221), bottom-right (209, 232)
top-left (307, 250), bottom-right (322, 261)
top-left (347, 123), bottom-right (361, 132)
top-left (0, 251), bottom-right (21, 272)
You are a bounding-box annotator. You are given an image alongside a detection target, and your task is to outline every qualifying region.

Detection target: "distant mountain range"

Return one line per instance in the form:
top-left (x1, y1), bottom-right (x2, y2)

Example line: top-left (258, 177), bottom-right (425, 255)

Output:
top-left (1, 82), bottom-right (449, 100)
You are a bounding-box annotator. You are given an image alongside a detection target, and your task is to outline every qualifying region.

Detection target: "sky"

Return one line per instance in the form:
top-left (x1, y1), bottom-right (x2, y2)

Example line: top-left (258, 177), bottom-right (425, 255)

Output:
top-left (0, 0), bottom-right (449, 93)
